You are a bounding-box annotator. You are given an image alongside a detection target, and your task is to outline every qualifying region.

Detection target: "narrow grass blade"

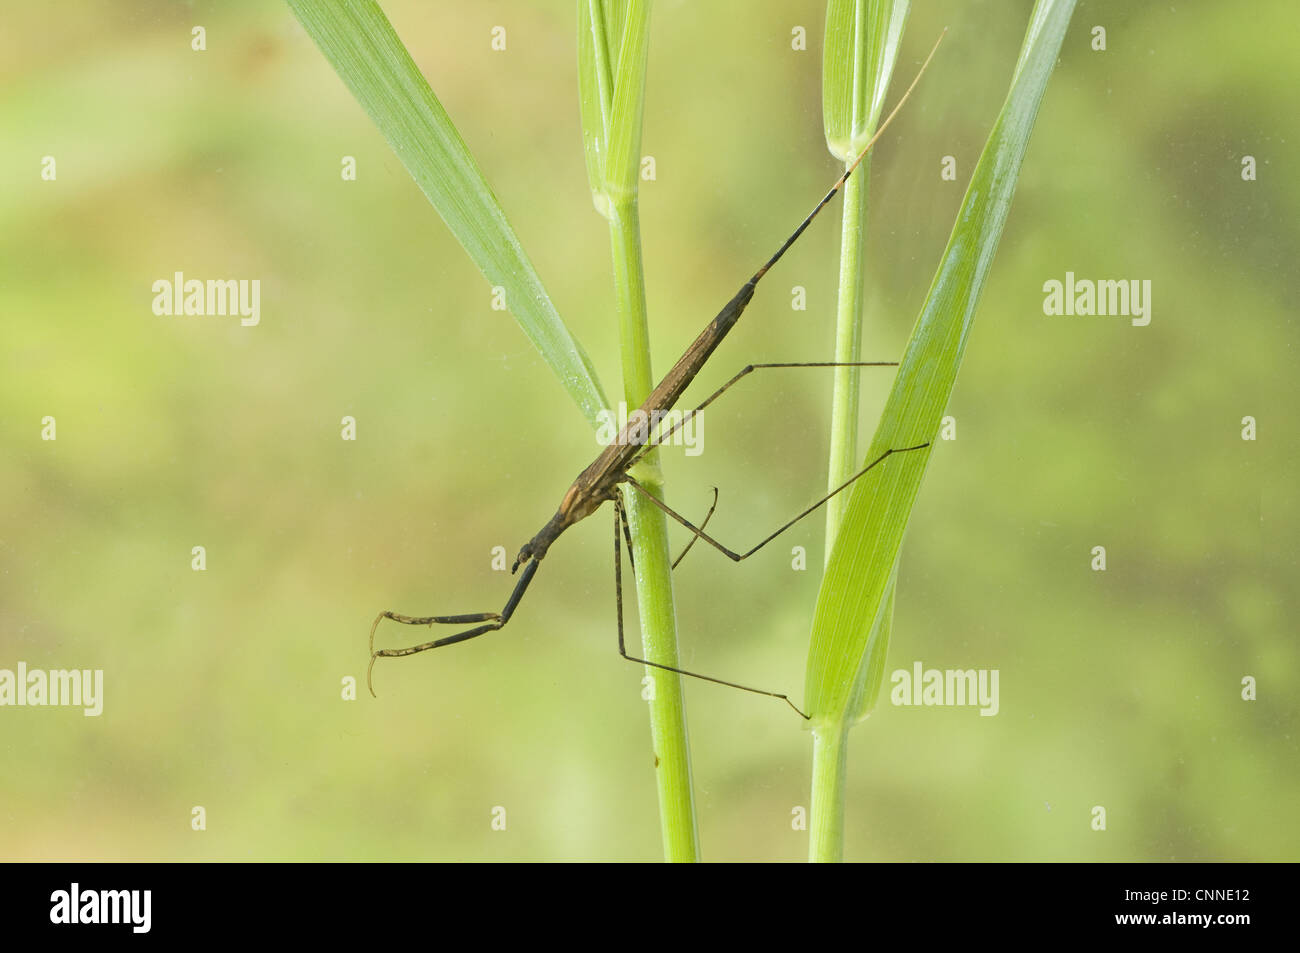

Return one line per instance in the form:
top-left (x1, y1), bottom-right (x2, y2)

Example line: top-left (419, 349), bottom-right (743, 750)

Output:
top-left (806, 0), bottom-right (1078, 727)
top-left (577, 1), bottom-right (622, 205)
top-left (823, 0), bottom-right (910, 160)
top-left (578, 2), bottom-right (647, 206)
top-left (286, 0), bottom-right (608, 427)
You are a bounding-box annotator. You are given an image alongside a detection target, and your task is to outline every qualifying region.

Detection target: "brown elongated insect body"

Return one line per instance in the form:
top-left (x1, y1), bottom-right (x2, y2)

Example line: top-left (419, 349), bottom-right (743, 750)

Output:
top-left (511, 279), bottom-right (756, 571)
top-left (370, 31), bottom-right (947, 715)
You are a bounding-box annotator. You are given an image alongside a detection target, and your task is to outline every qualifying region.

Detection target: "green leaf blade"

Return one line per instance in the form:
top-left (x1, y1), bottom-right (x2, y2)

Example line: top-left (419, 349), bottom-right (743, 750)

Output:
top-left (806, 0), bottom-right (1078, 726)
top-left (287, 0), bottom-right (608, 427)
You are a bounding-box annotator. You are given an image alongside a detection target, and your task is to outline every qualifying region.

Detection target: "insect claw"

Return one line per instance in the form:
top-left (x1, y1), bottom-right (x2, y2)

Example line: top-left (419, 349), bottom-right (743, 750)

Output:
top-left (511, 544), bottom-right (534, 574)
top-left (367, 611), bottom-right (392, 697)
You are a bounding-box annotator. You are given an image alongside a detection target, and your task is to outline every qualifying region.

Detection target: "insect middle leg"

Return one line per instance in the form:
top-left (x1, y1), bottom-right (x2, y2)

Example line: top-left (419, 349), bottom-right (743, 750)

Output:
top-left (620, 485), bottom-right (719, 574)
top-left (625, 361), bottom-right (928, 562)
top-left (670, 487), bottom-right (717, 570)
top-left (624, 441), bottom-right (928, 563)
top-left (612, 496), bottom-right (808, 718)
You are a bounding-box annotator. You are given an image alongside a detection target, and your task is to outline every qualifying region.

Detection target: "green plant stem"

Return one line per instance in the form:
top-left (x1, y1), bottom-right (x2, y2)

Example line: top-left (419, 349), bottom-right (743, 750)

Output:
top-left (810, 722), bottom-right (849, 862)
top-left (824, 156), bottom-right (870, 564)
top-left (607, 200), bottom-right (700, 863)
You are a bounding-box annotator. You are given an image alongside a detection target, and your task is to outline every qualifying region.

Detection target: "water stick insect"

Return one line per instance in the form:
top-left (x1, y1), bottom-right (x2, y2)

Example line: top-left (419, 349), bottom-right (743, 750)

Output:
top-left (369, 31), bottom-right (947, 718)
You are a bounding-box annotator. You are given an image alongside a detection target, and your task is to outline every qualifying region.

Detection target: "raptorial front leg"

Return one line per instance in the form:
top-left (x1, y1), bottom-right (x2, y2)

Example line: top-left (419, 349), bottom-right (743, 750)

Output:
top-left (368, 559), bottom-right (542, 696)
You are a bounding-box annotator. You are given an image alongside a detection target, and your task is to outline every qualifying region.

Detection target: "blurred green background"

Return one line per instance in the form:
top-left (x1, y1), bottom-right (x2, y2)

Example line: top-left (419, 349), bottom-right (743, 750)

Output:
top-left (1, 0), bottom-right (1296, 861)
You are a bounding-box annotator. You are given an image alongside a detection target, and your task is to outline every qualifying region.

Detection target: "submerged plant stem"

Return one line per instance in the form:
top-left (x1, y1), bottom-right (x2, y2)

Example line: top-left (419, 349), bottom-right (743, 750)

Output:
top-left (810, 723), bottom-right (849, 862)
top-left (824, 157), bottom-right (870, 563)
top-left (607, 200), bottom-right (700, 863)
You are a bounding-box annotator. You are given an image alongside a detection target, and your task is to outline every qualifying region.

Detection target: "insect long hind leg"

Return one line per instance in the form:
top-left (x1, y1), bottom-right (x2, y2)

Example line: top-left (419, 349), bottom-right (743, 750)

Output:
top-left (613, 498), bottom-right (808, 719)
top-left (624, 362), bottom-right (905, 567)
top-left (368, 559), bottom-right (543, 696)
top-left (624, 442), bottom-right (930, 562)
